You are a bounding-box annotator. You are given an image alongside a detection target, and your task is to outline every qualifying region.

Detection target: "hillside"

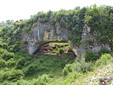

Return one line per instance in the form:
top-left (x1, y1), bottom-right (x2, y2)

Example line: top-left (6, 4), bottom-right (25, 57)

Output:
top-left (0, 5), bottom-right (113, 60)
top-left (0, 5), bottom-right (113, 85)
top-left (75, 63), bottom-right (113, 85)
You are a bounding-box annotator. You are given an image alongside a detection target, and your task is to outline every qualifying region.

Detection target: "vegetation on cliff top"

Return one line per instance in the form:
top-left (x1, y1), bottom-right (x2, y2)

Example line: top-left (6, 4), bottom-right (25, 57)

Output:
top-left (1, 5), bottom-right (113, 47)
top-left (0, 5), bottom-right (113, 85)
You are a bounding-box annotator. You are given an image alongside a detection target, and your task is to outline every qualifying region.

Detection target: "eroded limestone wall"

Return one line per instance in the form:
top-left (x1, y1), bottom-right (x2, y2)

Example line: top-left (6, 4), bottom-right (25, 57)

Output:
top-left (22, 23), bottom-right (111, 60)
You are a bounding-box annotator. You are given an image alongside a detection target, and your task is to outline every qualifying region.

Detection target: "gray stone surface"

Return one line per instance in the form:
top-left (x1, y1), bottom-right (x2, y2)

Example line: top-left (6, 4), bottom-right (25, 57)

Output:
top-left (22, 23), bottom-right (111, 60)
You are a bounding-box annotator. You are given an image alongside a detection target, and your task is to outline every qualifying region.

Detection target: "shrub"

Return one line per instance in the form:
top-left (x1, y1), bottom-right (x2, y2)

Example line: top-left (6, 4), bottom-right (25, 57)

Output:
top-left (0, 70), bottom-right (5, 82)
top-left (32, 79), bottom-right (39, 85)
top-left (0, 59), bottom-right (6, 68)
top-left (25, 25), bottom-right (31, 32)
top-left (13, 42), bottom-right (21, 52)
top-left (0, 42), bottom-right (8, 49)
top-left (21, 40), bottom-right (28, 44)
top-left (96, 53), bottom-right (112, 66)
top-left (16, 79), bottom-right (29, 85)
top-left (98, 48), bottom-right (110, 56)
top-left (3, 69), bottom-right (24, 81)
top-left (58, 48), bottom-right (64, 54)
top-left (74, 60), bottom-right (94, 73)
top-left (7, 58), bottom-right (16, 68)
top-left (66, 71), bottom-right (84, 83)
top-left (16, 58), bottom-right (26, 69)
top-left (62, 64), bottom-right (72, 76)
top-left (68, 46), bottom-right (72, 51)
top-left (2, 51), bottom-right (15, 61)
top-left (0, 48), bottom-right (6, 54)
top-left (23, 64), bottom-right (37, 76)
top-left (32, 23), bottom-right (37, 28)
top-left (85, 51), bottom-right (98, 62)
top-left (73, 71), bottom-right (83, 79)
top-left (36, 74), bottom-right (50, 85)
top-left (1, 81), bottom-right (9, 85)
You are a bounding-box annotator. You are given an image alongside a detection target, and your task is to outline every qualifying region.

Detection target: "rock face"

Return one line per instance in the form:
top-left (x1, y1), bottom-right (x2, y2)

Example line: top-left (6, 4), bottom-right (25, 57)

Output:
top-left (22, 22), bottom-right (111, 60)
top-left (23, 23), bottom-right (69, 55)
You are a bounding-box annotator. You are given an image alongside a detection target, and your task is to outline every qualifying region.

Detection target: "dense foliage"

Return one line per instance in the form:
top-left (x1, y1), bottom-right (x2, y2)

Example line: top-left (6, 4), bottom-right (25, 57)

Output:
top-left (0, 5), bottom-right (113, 85)
top-left (0, 43), bottom-right (75, 84)
top-left (1, 5), bottom-right (113, 48)
top-left (85, 5), bottom-right (113, 47)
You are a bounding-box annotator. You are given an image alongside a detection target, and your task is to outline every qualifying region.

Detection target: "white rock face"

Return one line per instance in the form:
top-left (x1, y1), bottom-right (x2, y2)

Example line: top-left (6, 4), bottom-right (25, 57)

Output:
top-left (25, 23), bottom-right (69, 55)
top-left (22, 23), bottom-right (111, 60)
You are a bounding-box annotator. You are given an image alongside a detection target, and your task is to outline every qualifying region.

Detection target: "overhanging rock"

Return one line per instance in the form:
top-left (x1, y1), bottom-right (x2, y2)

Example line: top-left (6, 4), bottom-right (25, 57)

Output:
top-left (22, 23), bottom-right (111, 60)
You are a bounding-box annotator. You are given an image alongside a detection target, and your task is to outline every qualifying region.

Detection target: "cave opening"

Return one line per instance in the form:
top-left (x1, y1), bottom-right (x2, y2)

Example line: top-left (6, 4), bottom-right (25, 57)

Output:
top-left (33, 42), bottom-right (76, 57)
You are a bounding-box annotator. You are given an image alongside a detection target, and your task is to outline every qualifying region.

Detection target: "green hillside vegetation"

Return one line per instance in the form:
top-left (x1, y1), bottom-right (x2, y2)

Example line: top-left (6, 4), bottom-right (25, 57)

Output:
top-left (0, 5), bottom-right (113, 85)
top-left (1, 5), bottom-right (113, 47)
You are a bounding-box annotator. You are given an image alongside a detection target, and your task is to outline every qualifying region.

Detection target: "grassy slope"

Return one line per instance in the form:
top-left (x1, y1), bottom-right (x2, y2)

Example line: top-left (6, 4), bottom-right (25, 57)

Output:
top-left (0, 54), bottom-right (75, 85)
top-left (24, 55), bottom-right (75, 79)
top-left (75, 63), bottom-right (113, 85)
top-left (0, 47), bottom-right (113, 85)
top-left (47, 62), bottom-right (113, 85)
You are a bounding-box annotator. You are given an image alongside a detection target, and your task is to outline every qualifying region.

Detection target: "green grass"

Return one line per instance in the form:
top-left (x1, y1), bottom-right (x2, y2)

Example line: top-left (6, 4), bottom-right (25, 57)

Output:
top-left (0, 49), bottom-right (113, 85)
top-left (52, 42), bottom-right (69, 46)
top-left (0, 41), bottom-right (113, 85)
top-left (0, 33), bottom-right (112, 85)
top-left (23, 55), bottom-right (75, 79)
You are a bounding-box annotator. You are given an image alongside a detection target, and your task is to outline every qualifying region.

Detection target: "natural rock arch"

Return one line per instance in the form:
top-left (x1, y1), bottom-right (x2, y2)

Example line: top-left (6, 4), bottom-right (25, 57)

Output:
top-left (22, 23), bottom-right (111, 60)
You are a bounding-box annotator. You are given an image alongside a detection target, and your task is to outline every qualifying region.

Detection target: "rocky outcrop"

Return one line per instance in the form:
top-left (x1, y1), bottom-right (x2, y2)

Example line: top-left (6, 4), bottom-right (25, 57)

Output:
top-left (23, 22), bottom-right (69, 54)
top-left (22, 22), bottom-right (111, 60)
top-left (99, 72), bottom-right (113, 85)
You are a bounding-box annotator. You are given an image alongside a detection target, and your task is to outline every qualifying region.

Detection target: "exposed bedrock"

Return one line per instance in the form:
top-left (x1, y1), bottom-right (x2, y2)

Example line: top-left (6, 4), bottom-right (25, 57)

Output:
top-left (22, 23), bottom-right (111, 60)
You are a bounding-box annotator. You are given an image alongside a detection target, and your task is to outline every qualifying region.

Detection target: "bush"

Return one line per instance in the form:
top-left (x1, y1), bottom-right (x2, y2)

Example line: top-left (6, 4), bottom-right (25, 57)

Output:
top-left (98, 48), bottom-right (110, 56)
top-left (0, 70), bottom-right (4, 82)
top-left (62, 64), bottom-right (72, 76)
top-left (16, 58), bottom-right (26, 69)
top-left (0, 59), bottom-right (6, 68)
top-left (68, 46), bottom-right (72, 51)
top-left (96, 53), bottom-right (112, 66)
top-left (23, 64), bottom-right (37, 76)
top-left (7, 58), bottom-right (16, 68)
top-left (3, 69), bottom-right (24, 81)
top-left (73, 71), bottom-right (83, 79)
top-left (85, 51), bottom-right (98, 62)
top-left (36, 74), bottom-right (50, 85)
top-left (2, 51), bottom-right (15, 61)
top-left (0, 41), bottom-right (8, 49)
top-left (1, 81), bottom-right (9, 85)
top-left (65, 71), bottom-right (84, 83)
top-left (32, 23), bottom-right (37, 28)
top-left (74, 60), bottom-right (94, 73)
top-left (57, 48), bottom-right (64, 55)
top-left (0, 48), bottom-right (6, 54)
top-left (16, 79), bottom-right (29, 85)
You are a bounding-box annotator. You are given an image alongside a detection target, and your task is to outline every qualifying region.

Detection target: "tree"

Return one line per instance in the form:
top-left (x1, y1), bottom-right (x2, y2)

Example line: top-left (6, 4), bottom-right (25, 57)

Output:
top-left (6, 20), bottom-right (14, 25)
top-left (0, 21), bottom-right (5, 25)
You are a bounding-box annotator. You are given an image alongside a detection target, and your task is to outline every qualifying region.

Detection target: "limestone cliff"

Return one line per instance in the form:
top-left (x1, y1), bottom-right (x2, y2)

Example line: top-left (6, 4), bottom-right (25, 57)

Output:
top-left (22, 22), bottom-right (111, 60)
top-left (22, 22), bottom-right (69, 54)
